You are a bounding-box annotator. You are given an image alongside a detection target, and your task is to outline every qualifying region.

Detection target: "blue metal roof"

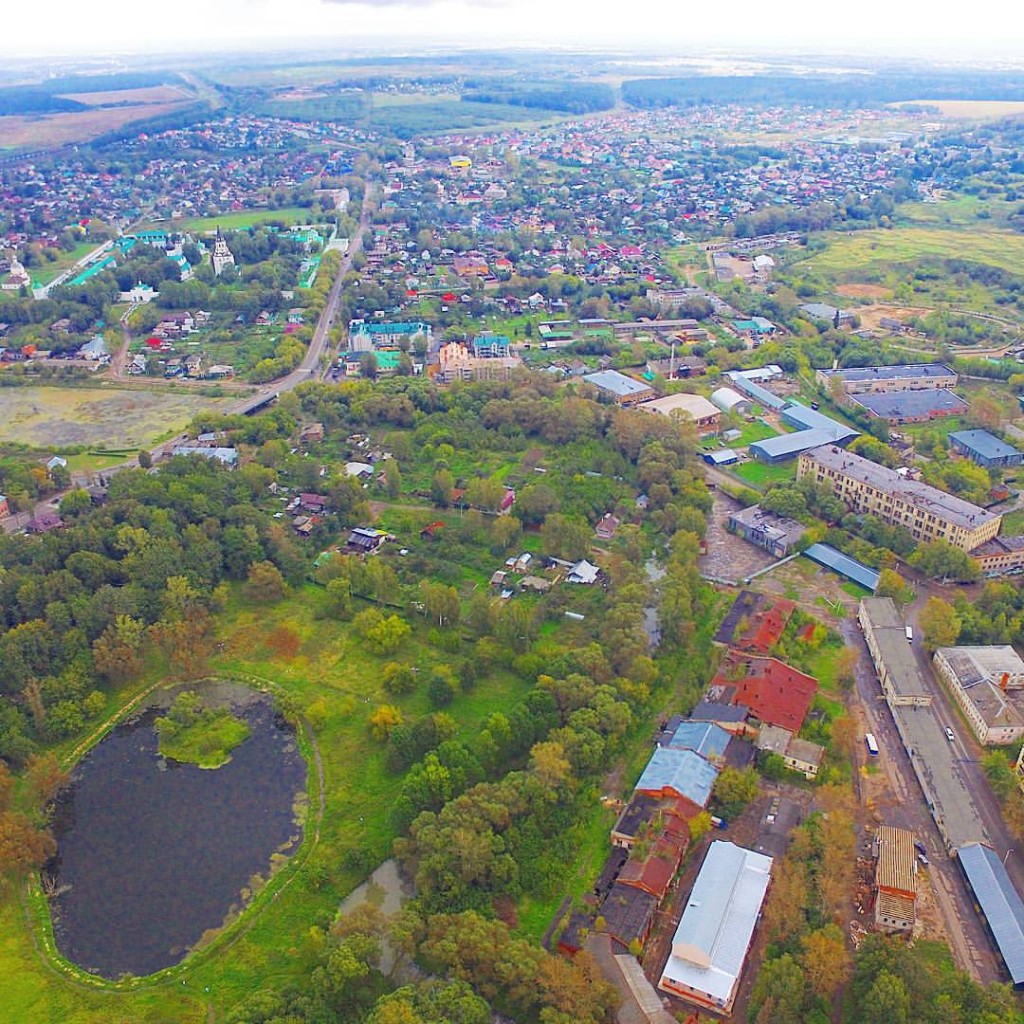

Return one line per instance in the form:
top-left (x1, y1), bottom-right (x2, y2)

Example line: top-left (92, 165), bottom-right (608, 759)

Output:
top-left (634, 747), bottom-right (719, 806)
top-left (702, 449), bottom-right (739, 465)
top-left (949, 429), bottom-right (1022, 461)
top-left (957, 842), bottom-right (1024, 985)
top-left (725, 374), bottom-right (786, 411)
top-left (803, 543), bottom-right (880, 591)
top-left (781, 402), bottom-right (858, 439)
top-left (666, 721), bottom-right (731, 760)
top-left (749, 429), bottom-right (839, 461)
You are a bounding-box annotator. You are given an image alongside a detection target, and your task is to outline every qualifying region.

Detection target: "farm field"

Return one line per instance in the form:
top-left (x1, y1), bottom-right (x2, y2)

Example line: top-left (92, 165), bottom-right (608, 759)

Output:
top-left (0, 386), bottom-right (231, 449)
top-left (895, 99), bottom-right (1024, 120)
top-left (0, 103), bottom-right (189, 150)
top-left (59, 85), bottom-right (194, 107)
top-left (791, 227), bottom-right (1024, 277)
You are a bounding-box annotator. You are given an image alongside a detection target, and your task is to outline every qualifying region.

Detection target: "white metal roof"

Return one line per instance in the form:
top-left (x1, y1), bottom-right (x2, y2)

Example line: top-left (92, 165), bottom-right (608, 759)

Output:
top-left (659, 841), bottom-right (773, 1005)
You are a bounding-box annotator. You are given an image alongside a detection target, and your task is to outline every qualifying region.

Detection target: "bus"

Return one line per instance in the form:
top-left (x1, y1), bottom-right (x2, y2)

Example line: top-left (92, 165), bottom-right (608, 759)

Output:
top-left (865, 733), bottom-right (879, 757)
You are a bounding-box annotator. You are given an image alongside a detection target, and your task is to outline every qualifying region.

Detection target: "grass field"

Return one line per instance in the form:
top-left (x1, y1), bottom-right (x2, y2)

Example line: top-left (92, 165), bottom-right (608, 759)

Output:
top-left (792, 227), bottom-right (1024, 277)
top-left (0, 386), bottom-right (231, 449)
top-left (0, 103), bottom-right (189, 150)
top-left (29, 240), bottom-right (106, 286)
top-left (1000, 508), bottom-right (1024, 535)
top-left (733, 460), bottom-right (796, 487)
top-left (65, 451), bottom-right (133, 474)
top-left (154, 207), bottom-right (320, 234)
top-left (0, 578), bottom-right (543, 1023)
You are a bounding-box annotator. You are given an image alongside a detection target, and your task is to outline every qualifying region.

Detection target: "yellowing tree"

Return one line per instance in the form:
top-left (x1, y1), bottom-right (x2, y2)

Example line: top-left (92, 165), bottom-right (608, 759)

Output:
top-left (370, 704), bottom-right (404, 742)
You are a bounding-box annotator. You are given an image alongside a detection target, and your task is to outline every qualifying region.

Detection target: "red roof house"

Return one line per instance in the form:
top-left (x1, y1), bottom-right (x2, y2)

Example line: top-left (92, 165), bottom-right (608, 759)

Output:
top-left (714, 655), bottom-right (818, 733)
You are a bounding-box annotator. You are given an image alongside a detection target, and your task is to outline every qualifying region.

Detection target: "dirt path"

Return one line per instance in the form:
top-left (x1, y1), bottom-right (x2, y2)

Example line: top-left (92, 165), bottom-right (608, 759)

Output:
top-left (110, 323), bottom-right (132, 379)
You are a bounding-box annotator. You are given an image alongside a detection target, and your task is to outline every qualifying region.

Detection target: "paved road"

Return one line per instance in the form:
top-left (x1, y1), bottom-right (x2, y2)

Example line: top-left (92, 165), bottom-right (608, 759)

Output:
top-left (842, 616), bottom-right (1000, 983)
top-left (4, 182), bottom-right (376, 528)
top-left (227, 181), bottom-right (375, 415)
top-left (904, 593), bottom-right (1024, 896)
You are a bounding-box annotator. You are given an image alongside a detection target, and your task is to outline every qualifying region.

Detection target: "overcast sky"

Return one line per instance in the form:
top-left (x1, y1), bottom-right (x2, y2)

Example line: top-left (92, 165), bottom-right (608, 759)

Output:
top-left (3, 0), bottom-right (1023, 59)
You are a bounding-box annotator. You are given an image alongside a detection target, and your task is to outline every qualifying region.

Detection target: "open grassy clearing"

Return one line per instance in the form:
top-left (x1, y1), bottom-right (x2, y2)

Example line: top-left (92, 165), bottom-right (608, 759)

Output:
top-left (152, 206), bottom-right (320, 234)
top-left (0, 386), bottom-right (231, 449)
top-left (29, 240), bottom-right (108, 286)
top-left (64, 451), bottom-right (133, 474)
top-left (896, 195), bottom-right (1022, 231)
top-left (1000, 508), bottom-right (1024, 534)
top-left (0, 576), bottom-right (545, 1023)
top-left (792, 227), bottom-right (1024, 277)
top-left (733, 460), bottom-right (796, 487)
top-left (0, 103), bottom-right (189, 150)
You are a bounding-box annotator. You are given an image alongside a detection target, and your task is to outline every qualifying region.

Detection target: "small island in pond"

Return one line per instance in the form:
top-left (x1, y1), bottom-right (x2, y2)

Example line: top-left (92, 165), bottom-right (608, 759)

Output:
top-left (155, 690), bottom-right (251, 769)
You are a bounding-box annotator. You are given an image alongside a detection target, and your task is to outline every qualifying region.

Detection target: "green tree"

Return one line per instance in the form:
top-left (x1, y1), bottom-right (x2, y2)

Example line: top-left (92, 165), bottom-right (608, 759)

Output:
top-left (875, 567), bottom-right (912, 605)
top-left (919, 596), bottom-right (962, 650)
top-left (859, 969), bottom-right (909, 1024)
top-left (382, 663), bottom-right (417, 696)
top-left (749, 954), bottom-right (806, 1024)
top-left (92, 614), bottom-right (146, 684)
top-left (910, 540), bottom-right (979, 583)
top-left (245, 560), bottom-right (287, 603)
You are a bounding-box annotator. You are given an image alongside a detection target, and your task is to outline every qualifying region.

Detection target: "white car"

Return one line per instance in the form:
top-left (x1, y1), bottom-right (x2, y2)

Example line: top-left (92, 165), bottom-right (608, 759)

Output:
top-left (944, 727), bottom-right (955, 742)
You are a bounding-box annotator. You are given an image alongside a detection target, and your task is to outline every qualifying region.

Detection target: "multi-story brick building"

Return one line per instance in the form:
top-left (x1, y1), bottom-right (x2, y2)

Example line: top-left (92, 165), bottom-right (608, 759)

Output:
top-left (798, 446), bottom-right (1001, 552)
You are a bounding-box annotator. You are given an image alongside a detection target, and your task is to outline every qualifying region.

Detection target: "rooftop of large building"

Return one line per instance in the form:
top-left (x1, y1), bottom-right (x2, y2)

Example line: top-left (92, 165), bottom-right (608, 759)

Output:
top-left (956, 842), bottom-right (1024, 985)
top-left (821, 362), bottom-right (955, 384)
top-left (851, 388), bottom-right (968, 420)
top-left (935, 646), bottom-right (1024, 688)
top-left (583, 369), bottom-right (652, 398)
top-left (875, 825), bottom-right (917, 896)
top-left (634, 747), bottom-right (719, 806)
top-left (640, 392), bottom-right (720, 420)
top-left (713, 655), bottom-right (818, 733)
top-left (859, 597), bottom-right (932, 700)
top-left (660, 841), bottom-right (773, 1005)
top-left (801, 446), bottom-right (999, 533)
top-left (950, 429), bottom-right (1023, 461)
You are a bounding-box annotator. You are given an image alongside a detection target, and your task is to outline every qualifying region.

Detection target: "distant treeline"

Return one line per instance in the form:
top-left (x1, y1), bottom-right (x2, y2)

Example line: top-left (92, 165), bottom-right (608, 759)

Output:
top-left (622, 72), bottom-right (1024, 109)
top-left (462, 81), bottom-right (616, 114)
top-left (0, 71), bottom-right (181, 116)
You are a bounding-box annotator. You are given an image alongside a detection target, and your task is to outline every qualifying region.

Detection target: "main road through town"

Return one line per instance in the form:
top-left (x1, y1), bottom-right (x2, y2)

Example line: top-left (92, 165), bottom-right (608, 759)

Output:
top-left (1, 181), bottom-right (378, 536)
top-left (224, 179), bottom-right (377, 417)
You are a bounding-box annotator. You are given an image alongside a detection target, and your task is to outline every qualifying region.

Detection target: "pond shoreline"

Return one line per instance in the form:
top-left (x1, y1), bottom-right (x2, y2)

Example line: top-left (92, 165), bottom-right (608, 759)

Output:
top-left (30, 679), bottom-right (319, 985)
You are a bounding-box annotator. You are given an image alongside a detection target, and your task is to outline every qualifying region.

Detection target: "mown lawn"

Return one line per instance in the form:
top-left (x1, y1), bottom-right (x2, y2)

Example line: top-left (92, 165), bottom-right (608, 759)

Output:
top-left (154, 207), bottom-right (321, 234)
top-left (733, 460), bottom-right (796, 487)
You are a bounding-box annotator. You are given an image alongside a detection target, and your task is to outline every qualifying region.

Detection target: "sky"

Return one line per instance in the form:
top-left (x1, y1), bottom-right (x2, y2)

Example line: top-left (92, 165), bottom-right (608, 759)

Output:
top-left (2, 0), bottom-right (1024, 59)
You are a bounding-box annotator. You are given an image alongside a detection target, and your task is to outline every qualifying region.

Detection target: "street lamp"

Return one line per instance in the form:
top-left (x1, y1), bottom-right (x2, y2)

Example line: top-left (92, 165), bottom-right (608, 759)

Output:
top-left (1004, 849), bottom-right (1015, 867)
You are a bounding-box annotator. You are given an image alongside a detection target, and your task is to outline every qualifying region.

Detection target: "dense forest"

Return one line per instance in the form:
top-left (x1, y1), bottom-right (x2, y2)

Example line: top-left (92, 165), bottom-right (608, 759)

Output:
top-left (622, 71), bottom-right (1024, 109)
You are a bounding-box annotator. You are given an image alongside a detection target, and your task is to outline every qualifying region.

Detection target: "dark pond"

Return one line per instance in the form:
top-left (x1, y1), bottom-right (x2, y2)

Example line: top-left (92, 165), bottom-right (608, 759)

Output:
top-left (47, 688), bottom-right (306, 979)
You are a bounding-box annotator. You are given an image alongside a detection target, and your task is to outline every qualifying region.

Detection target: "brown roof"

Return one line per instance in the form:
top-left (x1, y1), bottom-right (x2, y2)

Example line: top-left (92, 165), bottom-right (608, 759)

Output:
top-left (876, 825), bottom-right (916, 897)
